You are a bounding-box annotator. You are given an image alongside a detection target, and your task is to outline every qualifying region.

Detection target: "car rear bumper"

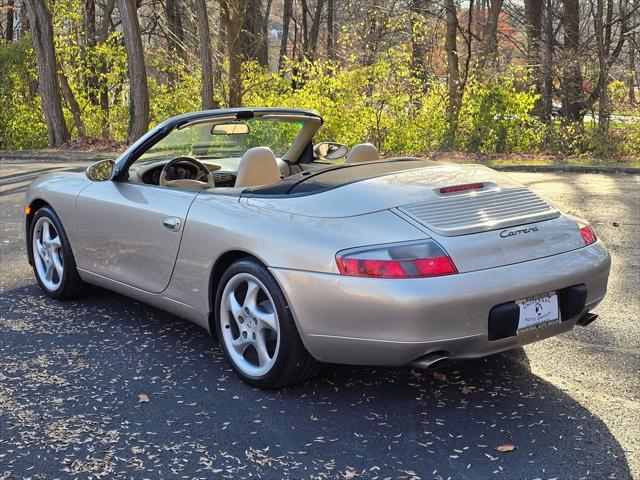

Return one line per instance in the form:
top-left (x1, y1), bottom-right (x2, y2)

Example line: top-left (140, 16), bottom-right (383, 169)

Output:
top-left (270, 242), bottom-right (611, 366)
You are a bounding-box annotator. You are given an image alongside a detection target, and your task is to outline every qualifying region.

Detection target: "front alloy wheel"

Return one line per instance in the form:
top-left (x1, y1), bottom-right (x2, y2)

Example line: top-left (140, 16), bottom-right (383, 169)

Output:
top-left (29, 206), bottom-right (86, 299)
top-left (32, 216), bottom-right (64, 291)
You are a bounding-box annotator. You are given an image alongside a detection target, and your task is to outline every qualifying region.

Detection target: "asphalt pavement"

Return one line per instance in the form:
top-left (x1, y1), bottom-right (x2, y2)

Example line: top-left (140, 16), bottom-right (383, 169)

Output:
top-left (1, 157), bottom-right (638, 480)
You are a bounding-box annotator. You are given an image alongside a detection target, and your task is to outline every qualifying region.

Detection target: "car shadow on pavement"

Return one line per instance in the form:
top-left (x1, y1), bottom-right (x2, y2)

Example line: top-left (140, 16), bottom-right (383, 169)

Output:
top-left (0, 285), bottom-right (633, 480)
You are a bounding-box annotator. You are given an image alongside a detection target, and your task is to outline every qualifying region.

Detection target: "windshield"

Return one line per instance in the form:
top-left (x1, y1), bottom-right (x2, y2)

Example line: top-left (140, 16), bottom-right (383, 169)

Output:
top-left (135, 117), bottom-right (306, 166)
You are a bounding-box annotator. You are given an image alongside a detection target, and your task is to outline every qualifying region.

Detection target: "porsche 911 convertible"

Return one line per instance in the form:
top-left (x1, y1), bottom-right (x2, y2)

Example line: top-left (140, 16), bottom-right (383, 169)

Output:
top-left (24, 107), bottom-right (611, 388)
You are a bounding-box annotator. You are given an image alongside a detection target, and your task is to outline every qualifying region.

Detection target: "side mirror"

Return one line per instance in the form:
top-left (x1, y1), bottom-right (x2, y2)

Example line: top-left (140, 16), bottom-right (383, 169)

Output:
top-left (313, 142), bottom-right (349, 160)
top-left (86, 159), bottom-right (115, 181)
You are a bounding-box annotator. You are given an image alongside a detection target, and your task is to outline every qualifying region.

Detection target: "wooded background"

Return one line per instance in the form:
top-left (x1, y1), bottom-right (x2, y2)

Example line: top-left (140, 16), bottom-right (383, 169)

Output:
top-left (0, 0), bottom-right (638, 156)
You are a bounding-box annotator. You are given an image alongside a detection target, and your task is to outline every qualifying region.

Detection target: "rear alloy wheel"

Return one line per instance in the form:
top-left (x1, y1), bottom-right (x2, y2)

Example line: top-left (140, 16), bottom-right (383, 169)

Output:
top-left (215, 259), bottom-right (318, 388)
top-left (29, 207), bottom-right (86, 299)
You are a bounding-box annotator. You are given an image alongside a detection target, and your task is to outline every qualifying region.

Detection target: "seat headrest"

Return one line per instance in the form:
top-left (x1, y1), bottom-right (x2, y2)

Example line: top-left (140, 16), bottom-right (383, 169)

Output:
top-left (234, 147), bottom-right (282, 188)
top-left (346, 143), bottom-right (379, 164)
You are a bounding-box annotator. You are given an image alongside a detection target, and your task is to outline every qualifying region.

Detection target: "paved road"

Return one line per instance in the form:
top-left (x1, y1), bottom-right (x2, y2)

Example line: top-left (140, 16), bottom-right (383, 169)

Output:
top-left (1, 158), bottom-right (638, 480)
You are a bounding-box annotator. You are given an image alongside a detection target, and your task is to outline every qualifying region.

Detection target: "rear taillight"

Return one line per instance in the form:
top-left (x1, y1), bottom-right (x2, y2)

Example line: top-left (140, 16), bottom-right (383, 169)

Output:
top-left (579, 224), bottom-right (597, 246)
top-left (336, 240), bottom-right (458, 278)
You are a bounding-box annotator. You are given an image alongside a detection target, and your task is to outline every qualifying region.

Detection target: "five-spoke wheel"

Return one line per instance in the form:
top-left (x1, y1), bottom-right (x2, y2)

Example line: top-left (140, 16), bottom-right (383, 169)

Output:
top-left (32, 216), bottom-right (64, 291)
top-left (29, 206), bottom-right (86, 299)
top-left (215, 259), bottom-right (319, 388)
top-left (220, 273), bottom-right (280, 377)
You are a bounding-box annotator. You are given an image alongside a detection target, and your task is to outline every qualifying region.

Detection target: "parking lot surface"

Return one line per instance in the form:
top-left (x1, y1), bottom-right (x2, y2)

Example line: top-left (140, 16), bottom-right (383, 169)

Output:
top-left (1, 158), bottom-right (638, 479)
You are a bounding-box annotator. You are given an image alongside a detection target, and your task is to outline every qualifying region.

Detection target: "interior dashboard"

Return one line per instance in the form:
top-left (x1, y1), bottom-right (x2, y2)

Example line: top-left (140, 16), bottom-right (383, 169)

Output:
top-left (132, 158), bottom-right (238, 188)
top-left (129, 155), bottom-right (295, 189)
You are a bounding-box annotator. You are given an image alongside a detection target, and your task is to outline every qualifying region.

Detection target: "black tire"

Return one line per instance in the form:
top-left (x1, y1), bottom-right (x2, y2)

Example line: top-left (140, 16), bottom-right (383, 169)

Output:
top-left (214, 259), bottom-right (319, 388)
top-left (29, 206), bottom-right (86, 300)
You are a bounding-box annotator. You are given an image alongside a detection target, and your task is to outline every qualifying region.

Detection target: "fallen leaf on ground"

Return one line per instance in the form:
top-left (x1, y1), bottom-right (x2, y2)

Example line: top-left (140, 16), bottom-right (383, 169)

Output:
top-left (432, 371), bottom-right (447, 382)
top-left (138, 393), bottom-right (150, 403)
top-left (496, 443), bottom-right (517, 452)
top-left (343, 468), bottom-right (357, 478)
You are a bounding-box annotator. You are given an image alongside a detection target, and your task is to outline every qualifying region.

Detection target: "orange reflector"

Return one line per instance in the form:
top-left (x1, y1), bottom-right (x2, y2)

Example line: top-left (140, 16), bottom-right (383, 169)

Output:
top-left (23, 205), bottom-right (31, 215)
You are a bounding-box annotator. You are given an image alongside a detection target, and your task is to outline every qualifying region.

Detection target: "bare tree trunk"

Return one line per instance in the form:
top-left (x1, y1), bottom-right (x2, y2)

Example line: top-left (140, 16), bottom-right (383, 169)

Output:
top-left (98, 0), bottom-right (115, 138)
top-left (58, 69), bottom-right (86, 136)
top-left (263, 0), bottom-right (273, 65)
top-left (117, 0), bottom-right (150, 142)
top-left (85, 0), bottom-right (96, 49)
top-left (166, 0), bottom-right (178, 82)
top-left (594, 0), bottom-right (609, 131)
top-left (525, 0), bottom-right (544, 114)
top-left (19, 0), bottom-right (29, 38)
top-left (278, 0), bottom-right (292, 70)
top-left (166, 0), bottom-right (177, 52)
top-left (99, 0), bottom-right (115, 40)
top-left (220, 0), bottom-right (245, 107)
top-left (542, 0), bottom-right (554, 119)
top-left (300, 0), bottom-right (309, 57)
top-left (175, 0), bottom-right (186, 57)
top-left (629, 26), bottom-right (636, 105)
top-left (327, 0), bottom-right (335, 60)
top-left (560, 0), bottom-right (584, 122)
top-left (239, 0), bottom-right (268, 66)
top-left (85, 0), bottom-right (99, 105)
top-left (24, 0), bottom-right (70, 146)
top-left (214, 11), bottom-right (224, 87)
top-left (443, 0), bottom-right (460, 149)
top-left (194, 0), bottom-right (217, 109)
top-left (478, 0), bottom-right (504, 68)
top-left (309, 0), bottom-right (324, 58)
top-left (588, 0), bottom-right (628, 127)
top-left (5, 0), bottom-right (14, 42)
top-left (410, 0), bottom-right (430, 85)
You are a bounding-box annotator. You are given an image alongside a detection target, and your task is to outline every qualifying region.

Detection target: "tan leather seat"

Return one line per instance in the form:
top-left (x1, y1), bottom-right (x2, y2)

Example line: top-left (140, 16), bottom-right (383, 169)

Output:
top-left (346, 143), bottom-right (379, 164)
top-left (234, 147), bottom-right (282, 188)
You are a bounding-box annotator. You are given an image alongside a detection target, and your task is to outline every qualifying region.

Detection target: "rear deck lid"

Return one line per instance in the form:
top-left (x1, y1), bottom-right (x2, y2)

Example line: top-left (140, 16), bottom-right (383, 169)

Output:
top-left (413, 215), bottom-right (586, 273)
top-left (397, 183), bottom-right (559, 236)
top-left (244, 162), bottom-right (557, 221)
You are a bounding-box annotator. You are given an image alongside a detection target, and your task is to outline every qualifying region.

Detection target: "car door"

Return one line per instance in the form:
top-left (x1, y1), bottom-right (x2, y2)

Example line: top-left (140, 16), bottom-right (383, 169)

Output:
top-left (75, 181), bottom-right (198, 294)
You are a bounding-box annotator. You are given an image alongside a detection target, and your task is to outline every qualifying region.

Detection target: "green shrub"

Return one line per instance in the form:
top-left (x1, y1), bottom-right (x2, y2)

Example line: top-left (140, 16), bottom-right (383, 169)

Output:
top-left (0, 38), bottom-right (49, 149)
top-left (457, 74), bottom-right (543, 153)
top-left (0, 33), bottom-right (637, 159)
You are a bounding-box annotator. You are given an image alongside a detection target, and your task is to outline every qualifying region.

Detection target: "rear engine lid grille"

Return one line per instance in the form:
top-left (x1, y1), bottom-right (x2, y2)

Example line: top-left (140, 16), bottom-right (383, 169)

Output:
top-left (398, 187), bottom-right (559, 236)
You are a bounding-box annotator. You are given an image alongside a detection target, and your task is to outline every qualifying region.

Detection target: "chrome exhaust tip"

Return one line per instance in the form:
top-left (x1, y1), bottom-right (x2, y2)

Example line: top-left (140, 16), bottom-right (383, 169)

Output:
top-left (576, 312), bottom-right (598, 326)
top-left (408, 351), bottom-right (449, 370)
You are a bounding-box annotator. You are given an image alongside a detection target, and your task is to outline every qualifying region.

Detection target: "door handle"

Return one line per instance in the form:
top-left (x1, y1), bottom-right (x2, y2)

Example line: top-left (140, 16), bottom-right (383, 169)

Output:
top-left (162, 217), bottom-right (181, 232)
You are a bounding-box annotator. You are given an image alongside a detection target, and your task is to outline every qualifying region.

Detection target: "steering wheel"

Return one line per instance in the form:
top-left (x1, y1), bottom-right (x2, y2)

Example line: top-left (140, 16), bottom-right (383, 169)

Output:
top-left (159, 156), bottom-right (215, 190)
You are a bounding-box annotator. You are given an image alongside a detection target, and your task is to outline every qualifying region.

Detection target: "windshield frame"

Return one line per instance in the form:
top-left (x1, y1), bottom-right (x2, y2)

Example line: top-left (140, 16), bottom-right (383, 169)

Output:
top-left (112, 108), bottom-right (323, 182)
top-left (133, 116), bottom-right (309, 168)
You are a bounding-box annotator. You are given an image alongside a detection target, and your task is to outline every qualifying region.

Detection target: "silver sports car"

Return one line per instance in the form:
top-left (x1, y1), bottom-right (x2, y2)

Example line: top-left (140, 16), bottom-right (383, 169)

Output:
top-left (24, 108), bottom-right (611, 388)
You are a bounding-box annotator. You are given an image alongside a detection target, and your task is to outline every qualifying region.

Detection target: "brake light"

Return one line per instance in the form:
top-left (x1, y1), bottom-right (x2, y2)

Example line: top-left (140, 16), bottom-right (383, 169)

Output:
top-left (579, 224), bottom-right (597, 246)
top-left (336, 240), bottom-right (458, 278)
top-left (439, 183), bottom-right (484, 194)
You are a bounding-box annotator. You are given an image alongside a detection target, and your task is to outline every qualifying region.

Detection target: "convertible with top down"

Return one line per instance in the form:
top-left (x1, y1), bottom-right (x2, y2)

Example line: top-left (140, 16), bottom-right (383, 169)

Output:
top-left (24, 107), bottom-right (611, 388)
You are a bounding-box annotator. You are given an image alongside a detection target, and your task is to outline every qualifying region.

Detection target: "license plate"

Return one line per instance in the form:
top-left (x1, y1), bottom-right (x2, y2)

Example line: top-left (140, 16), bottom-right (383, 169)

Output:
top-left (516, 292), bottom-right (560, 334)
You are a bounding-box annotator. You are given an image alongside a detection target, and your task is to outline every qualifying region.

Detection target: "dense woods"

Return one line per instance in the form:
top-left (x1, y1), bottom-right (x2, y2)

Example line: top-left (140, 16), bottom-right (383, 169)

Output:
top-left (0, 0), bottom-right (638, 156)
